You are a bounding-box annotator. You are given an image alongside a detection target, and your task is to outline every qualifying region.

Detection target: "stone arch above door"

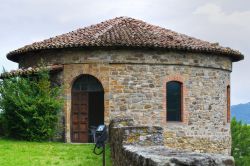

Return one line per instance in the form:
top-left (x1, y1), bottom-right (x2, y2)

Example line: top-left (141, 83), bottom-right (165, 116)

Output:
top-left (72, 74), bottom-right (104, 92)
top-left (63, 64), bottom-right (110, 143)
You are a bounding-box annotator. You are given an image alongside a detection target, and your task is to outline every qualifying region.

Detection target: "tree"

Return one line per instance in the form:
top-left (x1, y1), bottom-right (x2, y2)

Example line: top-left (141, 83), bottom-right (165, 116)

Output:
top-left (0, 69), bottom-right (63, 141)
top-left (231, 117), bottom-right (250, 166)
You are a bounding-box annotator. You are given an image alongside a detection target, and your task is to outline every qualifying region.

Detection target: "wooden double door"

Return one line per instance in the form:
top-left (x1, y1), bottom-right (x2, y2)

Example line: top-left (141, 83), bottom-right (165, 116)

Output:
top-left (71, 91), bottom-right (104, 143)
top-left (71, 74), bottom-right (104, 143)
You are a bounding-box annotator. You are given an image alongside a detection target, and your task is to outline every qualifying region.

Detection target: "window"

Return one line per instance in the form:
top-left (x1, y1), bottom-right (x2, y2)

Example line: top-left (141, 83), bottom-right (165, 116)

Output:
top-left (227, 85), bottom-right (230, 123)
top-left (166, 81), bottom-right (182, 121)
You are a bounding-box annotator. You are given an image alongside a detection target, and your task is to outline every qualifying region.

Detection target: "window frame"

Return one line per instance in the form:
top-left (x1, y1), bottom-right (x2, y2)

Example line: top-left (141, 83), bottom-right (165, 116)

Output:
top-left (166, 81), bottom-right (183, 122)
top-left (227, 85), bottom-right (230, 123)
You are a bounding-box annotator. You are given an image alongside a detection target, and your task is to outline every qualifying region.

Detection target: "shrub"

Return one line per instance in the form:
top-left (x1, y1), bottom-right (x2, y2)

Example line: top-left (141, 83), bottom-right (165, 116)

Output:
top-left (0, 69), bottom-right (63, 141)
top-left (231, 117), bottom-right (250, 166)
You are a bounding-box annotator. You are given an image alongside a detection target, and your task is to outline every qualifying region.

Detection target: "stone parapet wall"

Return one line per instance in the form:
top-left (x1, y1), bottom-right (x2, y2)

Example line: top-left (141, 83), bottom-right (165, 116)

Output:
top-left (109, 118), bottom-right (234, 166)
top-left (109, 118), bottom-right (164, 166)
top-left (109, 118), bottom-right (164, 147)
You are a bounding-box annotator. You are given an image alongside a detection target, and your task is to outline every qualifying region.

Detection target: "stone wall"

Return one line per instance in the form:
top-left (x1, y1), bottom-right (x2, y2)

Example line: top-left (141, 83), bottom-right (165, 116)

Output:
top-left (18, 49), bottom-right (232, 71)
top-left (108, 63), bottom-right (231, 154)
top-left (16, 48), bottom-right (232, 154)
top-left (109, 118), bottom-right (235, 166)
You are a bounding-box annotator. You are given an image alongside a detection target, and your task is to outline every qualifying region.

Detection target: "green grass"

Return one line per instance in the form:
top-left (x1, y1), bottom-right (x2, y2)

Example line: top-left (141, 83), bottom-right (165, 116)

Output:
top-left (0, 138), bottom-right (111, 166)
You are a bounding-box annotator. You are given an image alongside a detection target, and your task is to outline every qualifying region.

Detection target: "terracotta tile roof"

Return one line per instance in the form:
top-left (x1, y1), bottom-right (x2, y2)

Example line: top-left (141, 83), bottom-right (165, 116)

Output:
top-left (0, 65), bottom-right (63, 79)
top-left (7, 17), bottom-right (243, 62)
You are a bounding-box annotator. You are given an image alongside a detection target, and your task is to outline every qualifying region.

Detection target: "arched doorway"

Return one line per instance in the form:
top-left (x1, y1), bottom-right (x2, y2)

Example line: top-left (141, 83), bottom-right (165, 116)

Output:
top-left (71, 74), bottom-right (104, 143)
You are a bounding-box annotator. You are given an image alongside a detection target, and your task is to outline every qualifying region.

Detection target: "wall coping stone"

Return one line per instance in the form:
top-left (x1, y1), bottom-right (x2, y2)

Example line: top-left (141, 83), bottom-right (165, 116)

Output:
top-left (123, 145), bottom-right (234, 166)
top-left (109, 118), bottom-right (235, 166)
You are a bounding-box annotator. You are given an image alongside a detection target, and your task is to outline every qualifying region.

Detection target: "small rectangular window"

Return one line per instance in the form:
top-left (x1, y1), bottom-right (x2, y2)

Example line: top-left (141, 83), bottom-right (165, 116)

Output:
top-left (167, 81), bottom-right (182, 121)
top-left (227, 85), bottom-right (230, 123)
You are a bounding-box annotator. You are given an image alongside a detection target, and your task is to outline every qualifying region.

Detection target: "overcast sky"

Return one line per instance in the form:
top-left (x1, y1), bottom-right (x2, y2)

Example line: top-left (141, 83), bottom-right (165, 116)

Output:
top-left (0, 0), bottom-right (249, 105)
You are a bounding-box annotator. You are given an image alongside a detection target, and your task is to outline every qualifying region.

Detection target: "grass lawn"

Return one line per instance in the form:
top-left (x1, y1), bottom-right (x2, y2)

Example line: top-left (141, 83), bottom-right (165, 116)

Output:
top-left (0, 138), bottom-right (111, 166)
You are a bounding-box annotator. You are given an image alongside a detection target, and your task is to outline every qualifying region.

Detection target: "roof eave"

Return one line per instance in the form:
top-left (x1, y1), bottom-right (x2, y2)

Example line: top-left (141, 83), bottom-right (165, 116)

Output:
top-left (6, 46), bottom-right (244, 63)
top-left (6, 53), bottom-right (18, 62)
top-left (0, 64), bottom-right (63, 79)
top-left (231, 53), bottom-right (244, 62)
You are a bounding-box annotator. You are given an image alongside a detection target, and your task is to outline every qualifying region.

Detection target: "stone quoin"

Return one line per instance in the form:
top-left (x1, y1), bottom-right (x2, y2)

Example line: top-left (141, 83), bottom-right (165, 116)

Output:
top-left (1, 17), bottom-right (244, 155)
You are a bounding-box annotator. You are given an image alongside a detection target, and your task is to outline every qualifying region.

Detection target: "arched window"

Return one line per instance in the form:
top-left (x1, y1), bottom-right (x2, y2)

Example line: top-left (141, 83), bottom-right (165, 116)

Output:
top-left (227, 85), bottom-right (230, 123)
top-left (166, 81), bottom-right (182, 121)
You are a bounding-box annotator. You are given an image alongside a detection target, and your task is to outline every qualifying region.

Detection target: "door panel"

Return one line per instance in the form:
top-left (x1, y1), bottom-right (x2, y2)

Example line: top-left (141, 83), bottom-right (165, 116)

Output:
top-left (71, 91), bottom-right (88, 143)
